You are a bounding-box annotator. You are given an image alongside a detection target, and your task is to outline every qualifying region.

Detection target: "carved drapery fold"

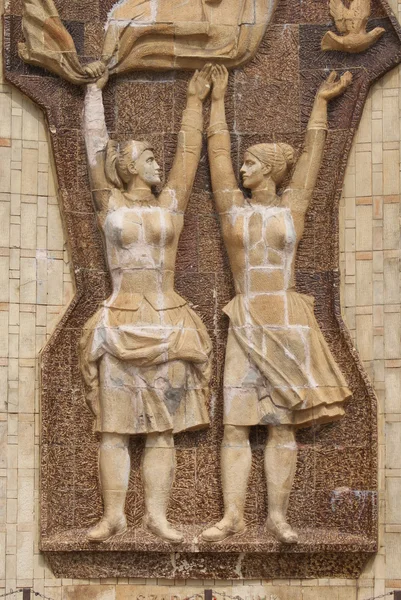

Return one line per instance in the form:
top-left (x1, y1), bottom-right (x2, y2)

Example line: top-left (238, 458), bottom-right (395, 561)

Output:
top-left (19, 0), bottom-right (278, 83)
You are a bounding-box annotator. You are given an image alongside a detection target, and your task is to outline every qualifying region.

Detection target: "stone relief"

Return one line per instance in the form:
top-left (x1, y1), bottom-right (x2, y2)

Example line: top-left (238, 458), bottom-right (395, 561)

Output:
top-left (201, 66), bottom-right (353, 544)
top-left (321, 0), bottom-right (385, 53)
top-left (19, 0), bottom-right (278, 83)
top-left (79, 65), bottom-right (213, 543)
top-left (5, 0), bottom-right (401, 580)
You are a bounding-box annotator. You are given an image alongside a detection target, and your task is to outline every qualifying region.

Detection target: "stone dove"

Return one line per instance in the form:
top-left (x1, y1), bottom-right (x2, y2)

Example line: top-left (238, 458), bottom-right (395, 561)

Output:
top-left (321, 0), bottom-right (385, 53)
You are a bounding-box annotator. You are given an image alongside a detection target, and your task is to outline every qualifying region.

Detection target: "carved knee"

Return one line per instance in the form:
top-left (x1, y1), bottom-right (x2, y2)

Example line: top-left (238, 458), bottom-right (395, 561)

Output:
top-left (101, 433), bottom-right (130, 450)
top-left (267, 425), bottom-right (296, 449)
top-left (222, 425), bottom-right (250, 447)
top-left (145, 431), bottom-right (175, 449)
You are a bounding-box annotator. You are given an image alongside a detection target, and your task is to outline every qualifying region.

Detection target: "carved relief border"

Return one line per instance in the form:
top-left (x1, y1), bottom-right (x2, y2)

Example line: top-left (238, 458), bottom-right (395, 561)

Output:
top-left (3, 0), bottom-right (401, 579)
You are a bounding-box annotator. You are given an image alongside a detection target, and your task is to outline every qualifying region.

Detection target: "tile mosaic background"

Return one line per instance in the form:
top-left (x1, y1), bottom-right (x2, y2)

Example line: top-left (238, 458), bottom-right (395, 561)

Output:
top-left (0, 0), bottom-right (401, 596)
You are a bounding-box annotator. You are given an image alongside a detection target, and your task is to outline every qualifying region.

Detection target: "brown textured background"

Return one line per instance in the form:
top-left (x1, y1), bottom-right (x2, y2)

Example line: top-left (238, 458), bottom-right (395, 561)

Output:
top-left (4, 0), bottom-right (401, 579)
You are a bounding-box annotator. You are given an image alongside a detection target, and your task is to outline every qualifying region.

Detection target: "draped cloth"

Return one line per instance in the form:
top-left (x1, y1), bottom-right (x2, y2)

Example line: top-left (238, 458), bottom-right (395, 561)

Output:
top-left (18, 0), bottom-right (90, 84)
top-left (18, 0), bottom-right (277, 83)
top-left (223, 293), bottom-right (351, 428)
top-left (79, 296), bottom-right (212, 434)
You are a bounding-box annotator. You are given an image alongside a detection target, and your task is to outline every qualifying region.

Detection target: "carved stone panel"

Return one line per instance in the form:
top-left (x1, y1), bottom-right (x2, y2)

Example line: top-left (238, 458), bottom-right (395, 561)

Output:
top-left (4, 0), bottom-right (401, 580)
top-left (321, 0), bottom-right (386, 53)
top-left (18, 0), bottom-right (278, 79)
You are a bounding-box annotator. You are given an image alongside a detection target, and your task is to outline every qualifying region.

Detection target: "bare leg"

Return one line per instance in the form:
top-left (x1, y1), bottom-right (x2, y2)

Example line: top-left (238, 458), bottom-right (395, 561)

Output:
top-left (202, 425), bottom-right (251, 542)
top-left (87, 432), bottom-right (130, 542)
top-left (142, 431), bottom-right (183, 543)
top-left (265, 425), bottom-right (298, 544)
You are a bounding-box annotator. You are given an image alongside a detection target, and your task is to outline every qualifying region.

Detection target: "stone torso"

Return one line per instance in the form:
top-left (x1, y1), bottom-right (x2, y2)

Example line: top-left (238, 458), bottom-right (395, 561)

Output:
top-left (221, 203), bottom-right (297, 297)
top-left (102, 200), bottom-right (183, 307)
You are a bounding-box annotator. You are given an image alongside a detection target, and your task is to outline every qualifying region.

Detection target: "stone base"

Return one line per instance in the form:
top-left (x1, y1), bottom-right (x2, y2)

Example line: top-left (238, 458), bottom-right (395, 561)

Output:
top-left (43, 527), bottom-right (375, 579)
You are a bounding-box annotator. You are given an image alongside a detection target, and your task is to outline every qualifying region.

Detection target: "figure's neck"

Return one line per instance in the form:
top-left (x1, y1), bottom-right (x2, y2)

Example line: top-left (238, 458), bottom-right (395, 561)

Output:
top-left (250, 179), bottom-right (278, 206)
top-left (125, 179), bottom-right (153, 201)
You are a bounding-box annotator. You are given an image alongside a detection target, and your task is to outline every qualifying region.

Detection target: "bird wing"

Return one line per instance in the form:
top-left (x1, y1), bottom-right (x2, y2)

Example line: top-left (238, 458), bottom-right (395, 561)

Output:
top-left (330, 0), bottom-right (371, 34)
top-left (351, 0), bottom-right (371, 21)
top-left (330, 0), bottom-right (348, 34)
top-left (348, 0), bottom-right (371, 31)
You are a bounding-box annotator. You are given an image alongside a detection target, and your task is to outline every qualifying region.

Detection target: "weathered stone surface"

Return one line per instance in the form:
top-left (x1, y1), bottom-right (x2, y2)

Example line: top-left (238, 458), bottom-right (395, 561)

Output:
top-left (4, 0), bottom-right (401, 579)
top-left (18, 0), bottom-right (280, 81)
top-left (201, 66), bottom-right (353, 547)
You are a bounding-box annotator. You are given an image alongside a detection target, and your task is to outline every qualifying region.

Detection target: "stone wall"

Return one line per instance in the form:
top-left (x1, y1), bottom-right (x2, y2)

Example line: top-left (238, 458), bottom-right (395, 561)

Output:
top-left (0, 0), bottom-right (401, 597)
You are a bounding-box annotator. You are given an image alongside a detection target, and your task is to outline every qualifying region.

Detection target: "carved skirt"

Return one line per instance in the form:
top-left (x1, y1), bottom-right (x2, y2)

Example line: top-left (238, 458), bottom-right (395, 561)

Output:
top-left (79, 298), bottom-right (212, 435)
top-left (222, 292), bottom-right (352, 428)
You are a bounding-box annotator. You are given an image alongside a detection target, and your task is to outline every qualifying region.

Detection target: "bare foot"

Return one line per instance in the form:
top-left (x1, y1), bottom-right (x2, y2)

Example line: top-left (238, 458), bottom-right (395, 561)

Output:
top-left (143, 515), bottom-right (183, 543)
top-left (87, 515), bottom-right (127, 542)
top-left (201, 517), bottom-right (246, 542)
top-left (266, 516), bottom-right (298, 544)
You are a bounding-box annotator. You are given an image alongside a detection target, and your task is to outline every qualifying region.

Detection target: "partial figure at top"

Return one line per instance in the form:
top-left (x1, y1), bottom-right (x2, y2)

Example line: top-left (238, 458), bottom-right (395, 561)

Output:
top-left (19, 0), bottom-right (278, 84)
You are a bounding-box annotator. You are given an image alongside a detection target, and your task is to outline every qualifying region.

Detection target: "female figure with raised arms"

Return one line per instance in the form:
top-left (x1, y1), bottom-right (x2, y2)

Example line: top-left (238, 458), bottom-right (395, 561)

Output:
top-left (202, 66), bottom-right (353, 544)
top-left (79, 65), bottom-right (213, 543)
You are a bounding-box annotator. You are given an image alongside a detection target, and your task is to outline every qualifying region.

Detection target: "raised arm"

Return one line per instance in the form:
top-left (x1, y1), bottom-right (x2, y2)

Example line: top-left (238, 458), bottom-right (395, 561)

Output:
top-left (207, 65), bottom-right (243, 213)
top-left (284, 71), bottom-right (352, 221)
top-left (82, 65), bottom-right (112, 214)
top-left (160, 66), bottom-right (212, 211)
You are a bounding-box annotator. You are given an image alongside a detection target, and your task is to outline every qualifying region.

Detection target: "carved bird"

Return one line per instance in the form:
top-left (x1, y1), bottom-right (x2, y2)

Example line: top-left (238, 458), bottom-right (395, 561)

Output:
top-left (321, 0), bottom-right (385, 53)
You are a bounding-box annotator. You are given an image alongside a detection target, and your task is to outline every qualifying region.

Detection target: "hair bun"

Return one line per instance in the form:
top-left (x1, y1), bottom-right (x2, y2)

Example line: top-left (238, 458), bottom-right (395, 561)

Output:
top-left (277, 143), bottom-right (295, 168)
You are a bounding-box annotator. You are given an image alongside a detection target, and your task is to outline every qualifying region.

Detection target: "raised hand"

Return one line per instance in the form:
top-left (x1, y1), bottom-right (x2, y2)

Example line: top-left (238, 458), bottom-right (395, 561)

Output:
top-left (211, 64), bottom-right (229, 101)
top-left (317, 70), bottom-right (352, 101)
top-left (187, 64), bottom-right (213, 102)
top-left (95, 68), bottom-right (110, 91)
top-left (84, 60), bottom-right (106, 79)
top-left (84, 61), bottom-right (109, 90)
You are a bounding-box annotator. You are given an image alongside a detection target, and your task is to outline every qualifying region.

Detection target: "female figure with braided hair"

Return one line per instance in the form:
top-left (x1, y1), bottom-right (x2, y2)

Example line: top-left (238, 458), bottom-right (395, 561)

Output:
top-left (79, 66), bottom-right (213, 543)
top-left (202, 66), bottom-right (353, 544)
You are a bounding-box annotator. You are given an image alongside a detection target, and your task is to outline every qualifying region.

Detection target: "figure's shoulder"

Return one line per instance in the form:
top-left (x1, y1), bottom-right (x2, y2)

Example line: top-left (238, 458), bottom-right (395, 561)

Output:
top-left (157, 187), bottom-right (185, 213)
top-left (107, 188), bottom-right (128, 211)
top-left (97, 188), bottom-right (128, 226)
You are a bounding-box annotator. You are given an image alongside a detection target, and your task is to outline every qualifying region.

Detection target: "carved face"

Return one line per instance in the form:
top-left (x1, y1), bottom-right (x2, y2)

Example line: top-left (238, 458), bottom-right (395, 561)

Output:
top-left (132, 149), bottom-right (161, 186)
top-left (240, 151), bottom-right (270, 190)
